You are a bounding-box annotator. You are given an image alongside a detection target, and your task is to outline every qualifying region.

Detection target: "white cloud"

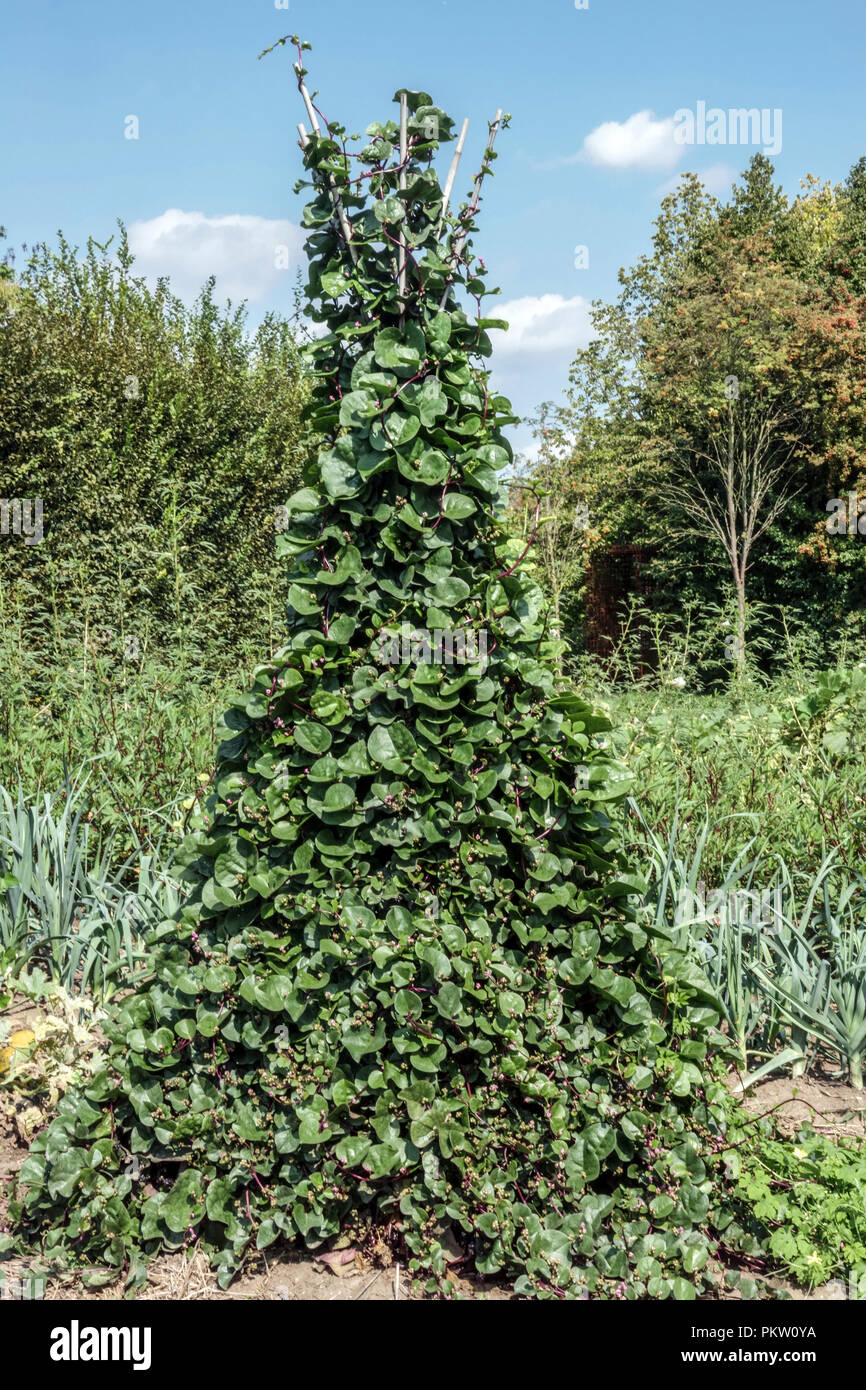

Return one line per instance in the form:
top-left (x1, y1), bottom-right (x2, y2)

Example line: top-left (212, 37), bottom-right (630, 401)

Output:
top-left (485, 295), bottom-right (595, 448)
top-left (127, 209), bottom-right (305, 305)
top-left (580, 110), bottom-right (681, 171)
top-left (657, 162), bottom-right (739, 198)
top-left (487, 293), bottom-right (593, 357)
top-left (695, 162), bottom-right (739, 195)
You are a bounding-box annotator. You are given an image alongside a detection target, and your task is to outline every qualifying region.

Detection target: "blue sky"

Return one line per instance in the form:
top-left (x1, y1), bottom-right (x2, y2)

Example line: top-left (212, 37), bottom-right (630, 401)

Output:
top-left (2, 0), bottom-right (865, 453)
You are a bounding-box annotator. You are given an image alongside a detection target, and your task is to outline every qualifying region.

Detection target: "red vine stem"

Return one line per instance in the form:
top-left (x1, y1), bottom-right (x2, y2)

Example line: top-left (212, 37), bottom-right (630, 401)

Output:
top-left (497, 483), bottom-right (541, 578)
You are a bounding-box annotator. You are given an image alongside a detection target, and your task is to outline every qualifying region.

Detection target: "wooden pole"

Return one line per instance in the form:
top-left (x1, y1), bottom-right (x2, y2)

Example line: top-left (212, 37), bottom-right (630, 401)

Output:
top-left (294, 65), bottom-right (321, 134)
top-left (295, 85), bottom-right (359, 268)
top-left (437, 118), bottom-right (470, 235)
top-left (439, 109), bottom-right (503, 310)
top-left (398, 92), bottom-right (408, 326)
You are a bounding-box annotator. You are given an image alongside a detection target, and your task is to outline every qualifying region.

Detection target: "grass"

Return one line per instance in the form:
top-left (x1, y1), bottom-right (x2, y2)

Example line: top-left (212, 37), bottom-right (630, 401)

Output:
top-left (0, 635), bottom-right (269, 874)
top-left (596, 677), bottom-right (866, 881)
top-left (0, 624), bottom-right (267, 998)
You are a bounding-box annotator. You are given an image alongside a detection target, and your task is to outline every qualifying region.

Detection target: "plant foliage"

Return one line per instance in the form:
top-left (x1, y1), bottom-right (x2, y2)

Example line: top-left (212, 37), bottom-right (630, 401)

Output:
top-left (732, 1127), bottom-right (866, 1290)
top-left (0, 225), bottom-right (309, 669)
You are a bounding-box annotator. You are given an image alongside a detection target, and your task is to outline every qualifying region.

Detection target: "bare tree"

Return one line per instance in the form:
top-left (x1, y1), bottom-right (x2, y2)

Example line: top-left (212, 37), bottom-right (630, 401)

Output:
top-left (659, 392), bottom-right (801, 680)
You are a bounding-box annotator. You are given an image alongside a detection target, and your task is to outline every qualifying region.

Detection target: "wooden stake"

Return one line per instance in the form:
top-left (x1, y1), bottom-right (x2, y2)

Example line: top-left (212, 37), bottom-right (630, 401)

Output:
top-left (437, 117), bottom-right (470, 235)
top-left (439, 109), bottom-right (503, 310)
top-left (398, 92), bottom-right (408, 325)
top-left (295, 79), bottom-right (359, 268)
top-left (294, 65), bottom-right (321, 135)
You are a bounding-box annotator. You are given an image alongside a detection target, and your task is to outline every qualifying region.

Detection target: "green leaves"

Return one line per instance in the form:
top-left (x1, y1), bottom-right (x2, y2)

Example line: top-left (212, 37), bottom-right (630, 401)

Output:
top-left (731, 1128), bottom-right (866, 1289)
top-left (373, 194), bottom-right (406, 225)
top-left (366, 724), bottom-right (404, 768)
top-left (214, 841), bottom-right (254, 887)
top-left (285, 487), bottom-right (322, 513)
top-left (372, 411), bottom-right (419, 449)
top-left (295, 721), bottom-right (332, 754)
top-left (341, 1019), bottom-right (387, 1062)
top-left (288, 583), bottom-right (321, 616)
top-left (320, 268), bottom-right (349, 298)
top-left (163, 1170), bottom-right (204, 1234)
top-left (335, 1135), bottom-right (371, 1166)
top-left (528, 852), bottom-right (561, 883)
top-left (399, 448), bottom-right (450, 485)
top-left (339, 390), bottom-right (380, 428)
top-left (374, 325), bottom-right (425, 376)
top-left (433, 981), bottom-right (463, 1019)
top-left (401, 378), bottom-right (448, 428)
top-left (323, 782), bottom-right (355, 812)
top-left (320, 451), bottom-right (361, 499)
top-left (427, 311), bottom-right (452, 353)
top-left (297, 1102), bottom-right (333, 1144)
top-left (427, 575), bottom-right (469, 605)
top-left (442, 492), bottom-right (476, 520)
top-left (310, 690), bottom-right (351, 724)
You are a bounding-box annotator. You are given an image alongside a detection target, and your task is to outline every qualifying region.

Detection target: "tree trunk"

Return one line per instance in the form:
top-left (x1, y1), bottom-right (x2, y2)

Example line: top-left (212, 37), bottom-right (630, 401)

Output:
top-left (735, 582), bottom-right (747, 685)
top-left (552, 591), bottom-right (563, 673)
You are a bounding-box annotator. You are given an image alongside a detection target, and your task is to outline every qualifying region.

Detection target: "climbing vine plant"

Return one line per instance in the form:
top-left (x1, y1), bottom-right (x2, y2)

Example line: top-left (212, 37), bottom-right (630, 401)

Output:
top-left (5, 41), bottom-right (756, 1298)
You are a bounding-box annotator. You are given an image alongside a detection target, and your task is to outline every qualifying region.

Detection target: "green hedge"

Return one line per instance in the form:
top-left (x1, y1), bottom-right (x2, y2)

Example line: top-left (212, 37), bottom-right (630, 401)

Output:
top-left (0, 226), bottom-right (312, 677)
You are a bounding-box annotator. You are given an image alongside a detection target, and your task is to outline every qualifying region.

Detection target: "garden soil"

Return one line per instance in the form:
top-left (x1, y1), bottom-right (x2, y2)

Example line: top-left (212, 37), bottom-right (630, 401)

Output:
top-left (740, 1066), bottom-right (866, 1138)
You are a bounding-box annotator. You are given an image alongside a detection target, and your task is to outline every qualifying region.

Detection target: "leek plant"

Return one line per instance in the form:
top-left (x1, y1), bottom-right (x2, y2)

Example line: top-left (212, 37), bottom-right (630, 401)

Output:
top-left (753, 859), bottom-right (866, 1089)
top-left (629, 800), bottom-right (866, 1086)
top-left (0, 775), bottom-right (182, 999)
top-left (631, 798), bottom-right (770, 1070)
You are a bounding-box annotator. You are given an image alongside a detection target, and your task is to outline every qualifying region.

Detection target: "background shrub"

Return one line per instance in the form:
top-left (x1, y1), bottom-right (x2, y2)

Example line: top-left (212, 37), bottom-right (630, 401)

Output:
top-left (0, 225), bottom-right (312, 676)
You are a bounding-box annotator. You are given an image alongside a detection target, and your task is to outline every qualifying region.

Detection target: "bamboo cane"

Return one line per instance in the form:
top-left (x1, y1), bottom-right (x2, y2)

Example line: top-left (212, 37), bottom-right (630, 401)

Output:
top-left (438, 109), bottom-right (503, 310)
top-left (437, 117), bottom-right (470, 236)
top-left (398, 92), bottom-right (408, 326)
top-left (294, 65), bottom-right (321, 134)
top-left (295, 68), bottom-right (359, 267)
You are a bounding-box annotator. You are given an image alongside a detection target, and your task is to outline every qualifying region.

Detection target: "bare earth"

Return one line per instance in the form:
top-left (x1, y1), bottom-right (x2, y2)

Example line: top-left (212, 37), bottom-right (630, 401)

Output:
top-left (740, 1067), bottom-right (866, 1138)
